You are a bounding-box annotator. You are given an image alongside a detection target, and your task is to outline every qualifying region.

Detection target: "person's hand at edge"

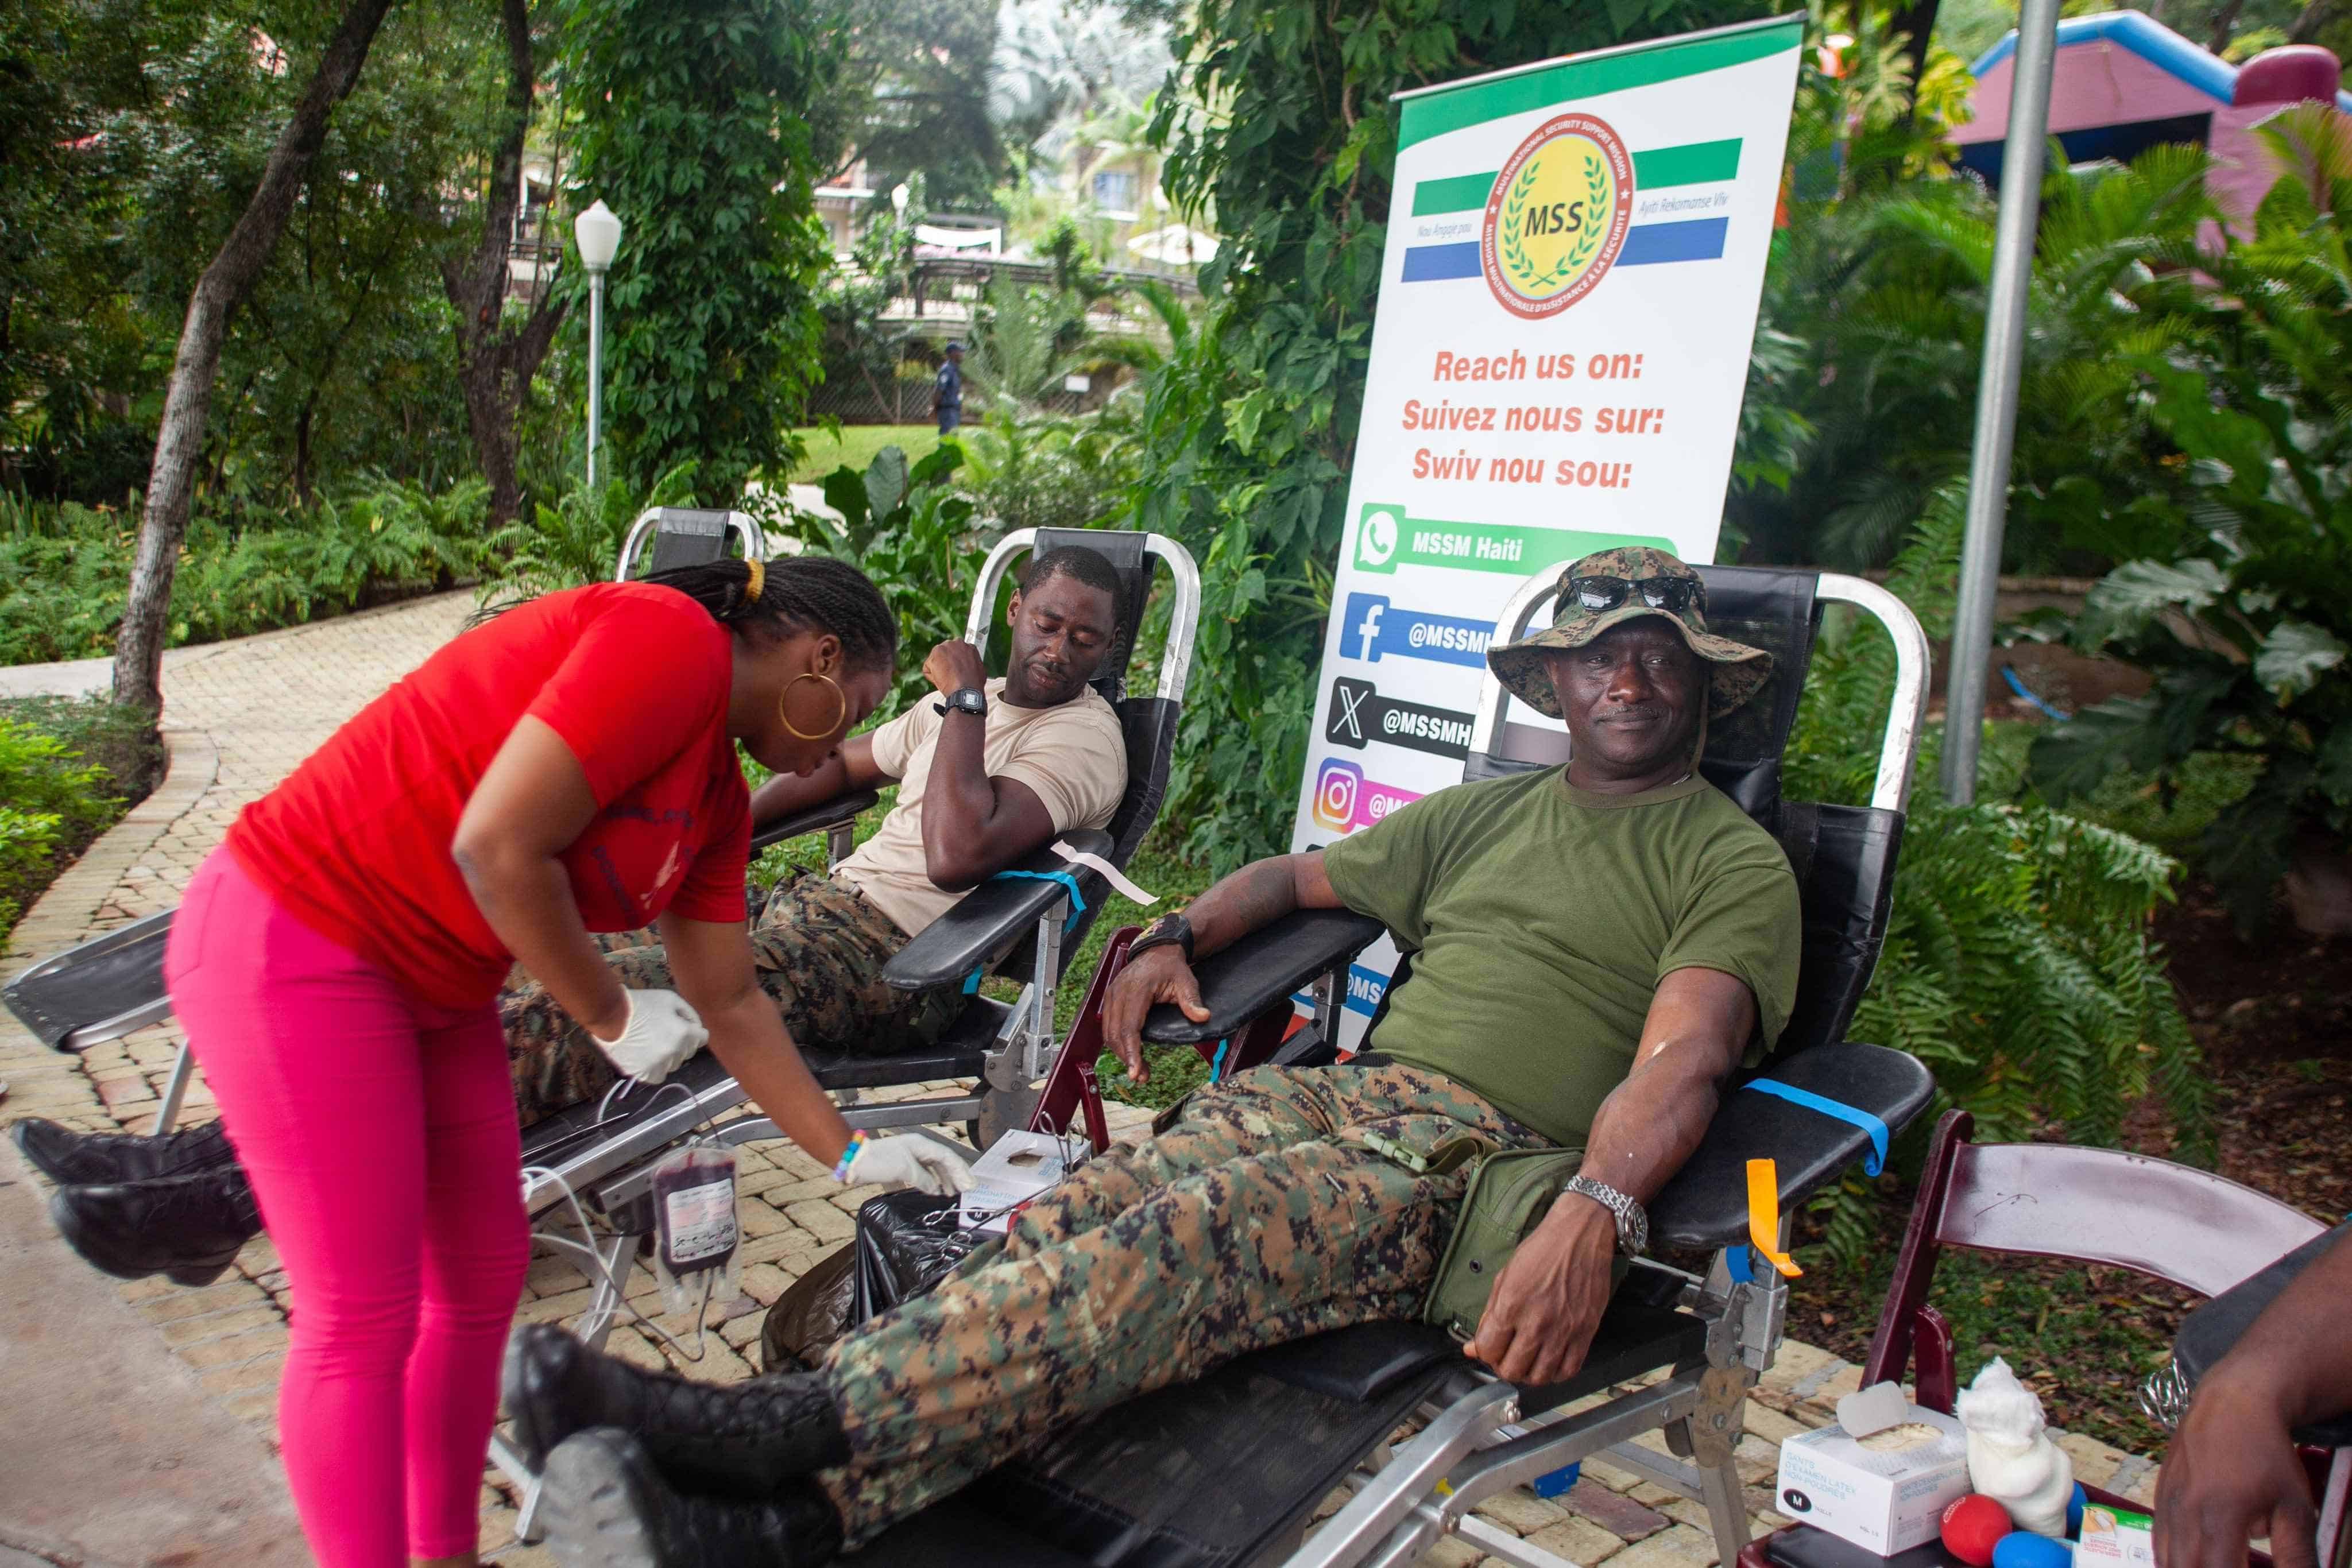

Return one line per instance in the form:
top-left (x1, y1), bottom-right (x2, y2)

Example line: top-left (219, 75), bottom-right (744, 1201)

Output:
top-left (2156, 1373), bottom-right (2319, 1568)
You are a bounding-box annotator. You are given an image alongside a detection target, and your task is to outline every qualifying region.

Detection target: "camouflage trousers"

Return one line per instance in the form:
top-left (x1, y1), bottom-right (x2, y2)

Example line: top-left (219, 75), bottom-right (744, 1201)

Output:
top-left (502, 874), bottom-right (964, 1127)
top-left (813, 1061), bottom-right (1560, 1544)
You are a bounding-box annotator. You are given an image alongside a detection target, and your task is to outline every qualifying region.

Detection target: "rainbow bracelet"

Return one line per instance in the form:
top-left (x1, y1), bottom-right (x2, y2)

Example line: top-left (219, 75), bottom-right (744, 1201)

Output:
top-left (831, 1129), bottom-right (868, 1183)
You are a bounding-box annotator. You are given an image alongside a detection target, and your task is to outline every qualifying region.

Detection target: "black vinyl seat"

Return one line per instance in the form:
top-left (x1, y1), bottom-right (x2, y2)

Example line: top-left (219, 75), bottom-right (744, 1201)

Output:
top-left (847, 563), bottom-right (1939, 1568)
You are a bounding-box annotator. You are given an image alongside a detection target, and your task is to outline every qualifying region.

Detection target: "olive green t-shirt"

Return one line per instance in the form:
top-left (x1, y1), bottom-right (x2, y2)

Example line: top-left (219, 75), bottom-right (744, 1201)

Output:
top-left (1320, 768), bottom-right (1801, 1147)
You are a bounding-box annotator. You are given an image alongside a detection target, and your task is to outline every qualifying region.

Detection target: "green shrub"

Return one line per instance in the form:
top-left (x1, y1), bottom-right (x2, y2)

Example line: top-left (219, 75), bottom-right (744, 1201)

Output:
top-left (1791, 501), bottom-right (2208, 1268)
top-left (0, 479), bottom-right (495, 666)
top-left (0, 713), bottom-right (123, 940)
top-left (479, 463), bottom-right (702, 605)
top-left (776, 444), bottom-right (992, 716)
top-left (2025, 113), bottom-right (2352, 931)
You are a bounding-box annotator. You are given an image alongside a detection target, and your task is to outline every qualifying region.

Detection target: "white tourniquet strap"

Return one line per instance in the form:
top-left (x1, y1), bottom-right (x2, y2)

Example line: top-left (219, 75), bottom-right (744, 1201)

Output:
top-left (1050, 841), bottom-right (1156, 906)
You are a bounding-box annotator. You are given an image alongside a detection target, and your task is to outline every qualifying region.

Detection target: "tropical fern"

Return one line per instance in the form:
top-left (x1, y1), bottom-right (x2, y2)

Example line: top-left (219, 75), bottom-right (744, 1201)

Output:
top-left (1789, 500), bottom-right (2210, 1269)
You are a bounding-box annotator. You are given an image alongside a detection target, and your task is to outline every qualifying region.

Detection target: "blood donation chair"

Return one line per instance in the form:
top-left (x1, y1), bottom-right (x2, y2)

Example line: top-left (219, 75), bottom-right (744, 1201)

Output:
top-left (833, 563), bottom-right (1942, 1568)
top-left (1, 505), bottom-right (763, 1136)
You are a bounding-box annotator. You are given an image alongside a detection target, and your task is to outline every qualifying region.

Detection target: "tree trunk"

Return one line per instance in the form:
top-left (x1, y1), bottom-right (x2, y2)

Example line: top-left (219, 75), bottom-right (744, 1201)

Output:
top-left (111, 0), bottom-right (399, 714)
top-left (1890, 0), bottom-right (1941, 123)
top-left (443, 0), bottom-right (568, 528)
top-left (2289, 0), bottom-right (2339, 41)
top-left (2210, 0), bottom-right (2250, 55)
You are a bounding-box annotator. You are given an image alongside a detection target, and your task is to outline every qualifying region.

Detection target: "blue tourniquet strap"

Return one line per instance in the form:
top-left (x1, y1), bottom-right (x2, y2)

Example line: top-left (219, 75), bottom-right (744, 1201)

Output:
top-left (961, 966), bottom-right (982, 995)
top-left (988, 869), bottom-right (1089, 932)
top-left (1209, 1037), bottom-right (1232, 1083)
top-left (1742, 1078), bottom-right (1889, 1176)
top-left (1725, 1245), bottom-right (1759, 1283)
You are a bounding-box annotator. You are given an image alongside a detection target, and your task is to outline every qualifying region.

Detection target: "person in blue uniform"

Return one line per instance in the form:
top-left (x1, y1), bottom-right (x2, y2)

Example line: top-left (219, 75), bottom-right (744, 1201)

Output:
top-left (933, 342), bottom-right (964, 435)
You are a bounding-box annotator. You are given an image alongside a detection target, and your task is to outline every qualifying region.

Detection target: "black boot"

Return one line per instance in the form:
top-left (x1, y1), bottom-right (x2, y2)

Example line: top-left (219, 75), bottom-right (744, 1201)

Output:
top-left (537, 1428), bottom-right (844, 1568)
top-left (506, 1324), bottom-right (849, 1495)
top-left (50, 1163), bottom-right (263, 1287)
top-left (13, 1116), bottom-right (237, 1186)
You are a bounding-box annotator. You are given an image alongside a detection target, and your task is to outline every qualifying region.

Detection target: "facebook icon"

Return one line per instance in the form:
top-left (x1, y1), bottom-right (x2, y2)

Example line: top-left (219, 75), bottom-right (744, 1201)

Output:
top-left (1337, 592), bottom-right (1492, 668)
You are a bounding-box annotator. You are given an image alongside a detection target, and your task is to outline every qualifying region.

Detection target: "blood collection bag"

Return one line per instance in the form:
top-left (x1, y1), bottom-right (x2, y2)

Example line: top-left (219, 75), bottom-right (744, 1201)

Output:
top-left (650, 1142), bottom-right (741, 1315)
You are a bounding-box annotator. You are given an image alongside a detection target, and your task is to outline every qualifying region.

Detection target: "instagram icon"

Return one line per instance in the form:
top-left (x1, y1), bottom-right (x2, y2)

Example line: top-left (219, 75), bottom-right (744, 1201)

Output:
top-left (1312, 758), bottom-right (1421, 834)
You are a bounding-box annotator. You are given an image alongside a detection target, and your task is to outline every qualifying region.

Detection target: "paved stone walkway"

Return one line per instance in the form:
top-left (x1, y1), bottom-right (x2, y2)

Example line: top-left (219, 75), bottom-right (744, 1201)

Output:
top-left (0, 597), bottom-right (2164, 1566)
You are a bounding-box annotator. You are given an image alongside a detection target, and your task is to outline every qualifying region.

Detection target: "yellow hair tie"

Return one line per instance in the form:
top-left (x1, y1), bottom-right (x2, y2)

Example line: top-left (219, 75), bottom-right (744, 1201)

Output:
top-left (743, 558), bottom-right (765, 603)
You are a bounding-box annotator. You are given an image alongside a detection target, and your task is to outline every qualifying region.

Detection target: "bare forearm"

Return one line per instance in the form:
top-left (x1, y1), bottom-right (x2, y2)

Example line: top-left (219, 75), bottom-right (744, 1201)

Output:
top-left (749, 754), bottom-right (853, 826)
top-left (920, 711), bottom-right (996, 882)
top-left (1577, 1054), bottom-right (1724, 1203)
top-left (457, 847), bottom-right (625, 1036)
top-left (702, 989), bottom-right (854, 1166)
top-left (1183, 853), bottom-right (1324, 957)
top-left (2224, 1233), bottom-right (2352, 1427)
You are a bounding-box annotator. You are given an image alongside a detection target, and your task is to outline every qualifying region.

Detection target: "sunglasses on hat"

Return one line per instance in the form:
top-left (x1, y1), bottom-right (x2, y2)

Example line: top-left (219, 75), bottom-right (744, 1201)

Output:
top-left (1561, 573), bottom-right (1708, 617)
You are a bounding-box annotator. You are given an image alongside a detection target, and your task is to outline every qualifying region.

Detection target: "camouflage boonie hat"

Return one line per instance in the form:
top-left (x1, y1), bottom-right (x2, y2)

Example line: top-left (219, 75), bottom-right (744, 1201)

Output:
top-left (1486, 547), bottom-right (1773, 720)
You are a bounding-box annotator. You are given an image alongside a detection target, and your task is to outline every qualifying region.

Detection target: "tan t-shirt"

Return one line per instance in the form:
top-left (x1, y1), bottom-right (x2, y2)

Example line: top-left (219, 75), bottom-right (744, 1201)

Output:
top-left (833, 677), bottom-right (1127, 938)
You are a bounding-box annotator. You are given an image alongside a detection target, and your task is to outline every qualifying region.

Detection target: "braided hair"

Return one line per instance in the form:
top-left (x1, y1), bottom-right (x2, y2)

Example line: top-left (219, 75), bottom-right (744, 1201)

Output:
top-left (640, 555), bottom-right (898, 673)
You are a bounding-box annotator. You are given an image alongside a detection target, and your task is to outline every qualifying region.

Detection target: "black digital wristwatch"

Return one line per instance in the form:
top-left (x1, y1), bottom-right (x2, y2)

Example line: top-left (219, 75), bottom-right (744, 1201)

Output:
top-left (934, 687), bottom-right (988, 719)
top-left (1126, 911), bottom-right (1194, 965)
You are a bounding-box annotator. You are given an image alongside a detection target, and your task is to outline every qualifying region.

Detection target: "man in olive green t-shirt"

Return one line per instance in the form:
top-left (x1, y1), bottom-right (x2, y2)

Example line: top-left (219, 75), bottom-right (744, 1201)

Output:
top-left (1098, 543), bottom-right (1801, 1392)
top-left (510, 549), bottom-right (1806, 1562)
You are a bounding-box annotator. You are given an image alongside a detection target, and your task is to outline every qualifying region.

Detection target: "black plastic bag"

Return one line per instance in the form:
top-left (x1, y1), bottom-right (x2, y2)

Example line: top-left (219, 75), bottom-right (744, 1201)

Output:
top-left (851, 1188), bottom-right (987, 1322)
top-left (760, 1242), bottom-right (855, 1373)
top-left (757, 1190), bottom-right (990, 1372)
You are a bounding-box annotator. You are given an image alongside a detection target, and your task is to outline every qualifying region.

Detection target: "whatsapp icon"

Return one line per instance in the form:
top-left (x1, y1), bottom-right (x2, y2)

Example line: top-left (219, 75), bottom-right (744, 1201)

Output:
top-left (1355, 504), bottom-right (1403, 573)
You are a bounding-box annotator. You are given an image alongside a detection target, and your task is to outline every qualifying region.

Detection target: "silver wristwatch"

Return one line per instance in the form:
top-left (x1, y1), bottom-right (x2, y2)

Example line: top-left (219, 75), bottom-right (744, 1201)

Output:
top-left (1561, 1175), bottom-right (1649, 1257)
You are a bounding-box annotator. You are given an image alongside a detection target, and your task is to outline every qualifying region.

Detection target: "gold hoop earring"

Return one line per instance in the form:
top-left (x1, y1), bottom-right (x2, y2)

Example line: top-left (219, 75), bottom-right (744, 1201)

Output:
top-left (779, 672), bottom-right (848, 741)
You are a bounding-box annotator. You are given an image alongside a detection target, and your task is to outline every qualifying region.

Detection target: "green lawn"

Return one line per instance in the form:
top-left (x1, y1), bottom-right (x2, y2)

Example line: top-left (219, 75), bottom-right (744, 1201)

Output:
top-left (787, 425), bottom-right (942, 484)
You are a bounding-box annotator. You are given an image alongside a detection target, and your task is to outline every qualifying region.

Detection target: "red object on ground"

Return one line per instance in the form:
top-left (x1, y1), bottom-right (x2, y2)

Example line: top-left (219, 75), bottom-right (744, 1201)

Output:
top-left (1943, 1494), bottom-right (2014, 1566)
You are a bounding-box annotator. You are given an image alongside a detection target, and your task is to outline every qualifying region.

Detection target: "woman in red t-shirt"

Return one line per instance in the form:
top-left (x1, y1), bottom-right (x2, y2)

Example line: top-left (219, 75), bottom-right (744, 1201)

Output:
top-left (167, 556), bottom-right (960, 1568)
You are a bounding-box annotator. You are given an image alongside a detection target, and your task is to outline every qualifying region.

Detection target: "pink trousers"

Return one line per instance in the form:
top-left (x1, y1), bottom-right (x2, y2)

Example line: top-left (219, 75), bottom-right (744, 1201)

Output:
top-left (168, 852), bottom-right (529, 1565)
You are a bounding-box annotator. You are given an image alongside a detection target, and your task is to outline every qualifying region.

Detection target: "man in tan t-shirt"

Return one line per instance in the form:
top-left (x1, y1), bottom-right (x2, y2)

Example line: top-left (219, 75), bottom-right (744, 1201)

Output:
top-left (733, 543), bottom-right (1129, 1057)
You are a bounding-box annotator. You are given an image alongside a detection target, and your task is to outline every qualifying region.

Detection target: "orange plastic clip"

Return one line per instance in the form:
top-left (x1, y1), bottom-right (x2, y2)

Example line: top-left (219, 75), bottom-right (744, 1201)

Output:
top-left (1744, 1158), bottom-right (1802, 1279)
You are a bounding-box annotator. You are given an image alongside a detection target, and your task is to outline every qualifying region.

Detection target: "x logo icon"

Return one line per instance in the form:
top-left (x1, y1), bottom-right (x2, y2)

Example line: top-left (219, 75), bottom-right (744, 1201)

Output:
top-left (1330, 678), bottom-right (1372, 744)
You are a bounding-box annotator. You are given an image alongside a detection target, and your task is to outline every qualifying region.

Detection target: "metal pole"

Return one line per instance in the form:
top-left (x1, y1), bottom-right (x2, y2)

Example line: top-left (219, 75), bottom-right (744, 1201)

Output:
top-left (586, 270), bottom-right (605, 488)
top-left (1940, 0), bottom-right (2060, 805)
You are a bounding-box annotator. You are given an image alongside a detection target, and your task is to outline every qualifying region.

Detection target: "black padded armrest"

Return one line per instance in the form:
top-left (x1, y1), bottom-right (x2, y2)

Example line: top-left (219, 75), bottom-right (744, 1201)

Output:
top-left (881, 830), bottom-right (1115, 990)
top-left (749, 788), bottom-right (881, 853)
top-left (2175, 1219), bottom-right (2352, 1447)
top-left (1649, 1042), bottom-right (1934, 1250)
top-left (1141, 909), bottom-right (1386, 1046)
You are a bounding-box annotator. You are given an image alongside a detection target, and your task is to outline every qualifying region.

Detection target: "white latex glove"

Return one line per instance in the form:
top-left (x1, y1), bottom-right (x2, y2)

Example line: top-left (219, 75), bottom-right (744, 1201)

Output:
top-left (842, 1135), bottom-right (974, 1196)
top-left (586, 989), bottom-right (707, 1083)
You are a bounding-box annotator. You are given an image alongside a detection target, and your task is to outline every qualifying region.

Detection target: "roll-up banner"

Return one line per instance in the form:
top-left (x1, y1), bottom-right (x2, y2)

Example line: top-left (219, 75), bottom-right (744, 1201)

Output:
top-left (1290, 16), bottom-right (1804, 1042)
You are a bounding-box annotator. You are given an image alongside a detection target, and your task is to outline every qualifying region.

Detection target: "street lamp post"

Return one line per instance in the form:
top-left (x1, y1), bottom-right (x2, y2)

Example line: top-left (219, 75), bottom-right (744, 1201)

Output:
top-left (1941, 0), bottom-right (2060, 804)
top-left (575, 200), bottom-right (622, 487)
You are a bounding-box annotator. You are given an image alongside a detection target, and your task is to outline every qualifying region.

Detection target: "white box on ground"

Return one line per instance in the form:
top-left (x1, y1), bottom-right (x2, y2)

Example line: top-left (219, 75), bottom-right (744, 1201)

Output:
top-left (1774, 1403), bottom-right (1972, 1554)
top-left (957, 1130), bottom-right (1083, 1234)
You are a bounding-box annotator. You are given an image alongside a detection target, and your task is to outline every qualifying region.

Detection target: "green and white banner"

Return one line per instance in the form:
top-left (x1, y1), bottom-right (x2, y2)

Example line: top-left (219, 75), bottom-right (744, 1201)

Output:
top-left (1289, 16), bottom-right (1803, 1035)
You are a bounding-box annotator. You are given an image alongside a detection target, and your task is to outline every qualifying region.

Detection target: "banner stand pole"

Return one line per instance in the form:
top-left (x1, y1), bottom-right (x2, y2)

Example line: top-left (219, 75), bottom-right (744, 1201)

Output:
top-left (1941, 0), bottom-right (2061, 806)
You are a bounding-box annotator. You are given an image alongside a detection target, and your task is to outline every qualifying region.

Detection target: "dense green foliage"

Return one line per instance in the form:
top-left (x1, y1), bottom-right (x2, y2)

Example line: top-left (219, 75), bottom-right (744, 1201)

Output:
top-left (1115, 0), bottom-right (1771, 871)
top-left (0, 481), bottom-right (493, 665)
top-left (0, 697), bottom-right (160, 938)
top-left (1789, 504), bottom-right (2209, 1267)
top-left (2028, 109), bottom-right (2352, 931)
top-left (780, 444), bottom-right (989, 714)
top-left (2, 0), bottom-right (509, 507)
top-left (560, 0), bottom-right (839, 499)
